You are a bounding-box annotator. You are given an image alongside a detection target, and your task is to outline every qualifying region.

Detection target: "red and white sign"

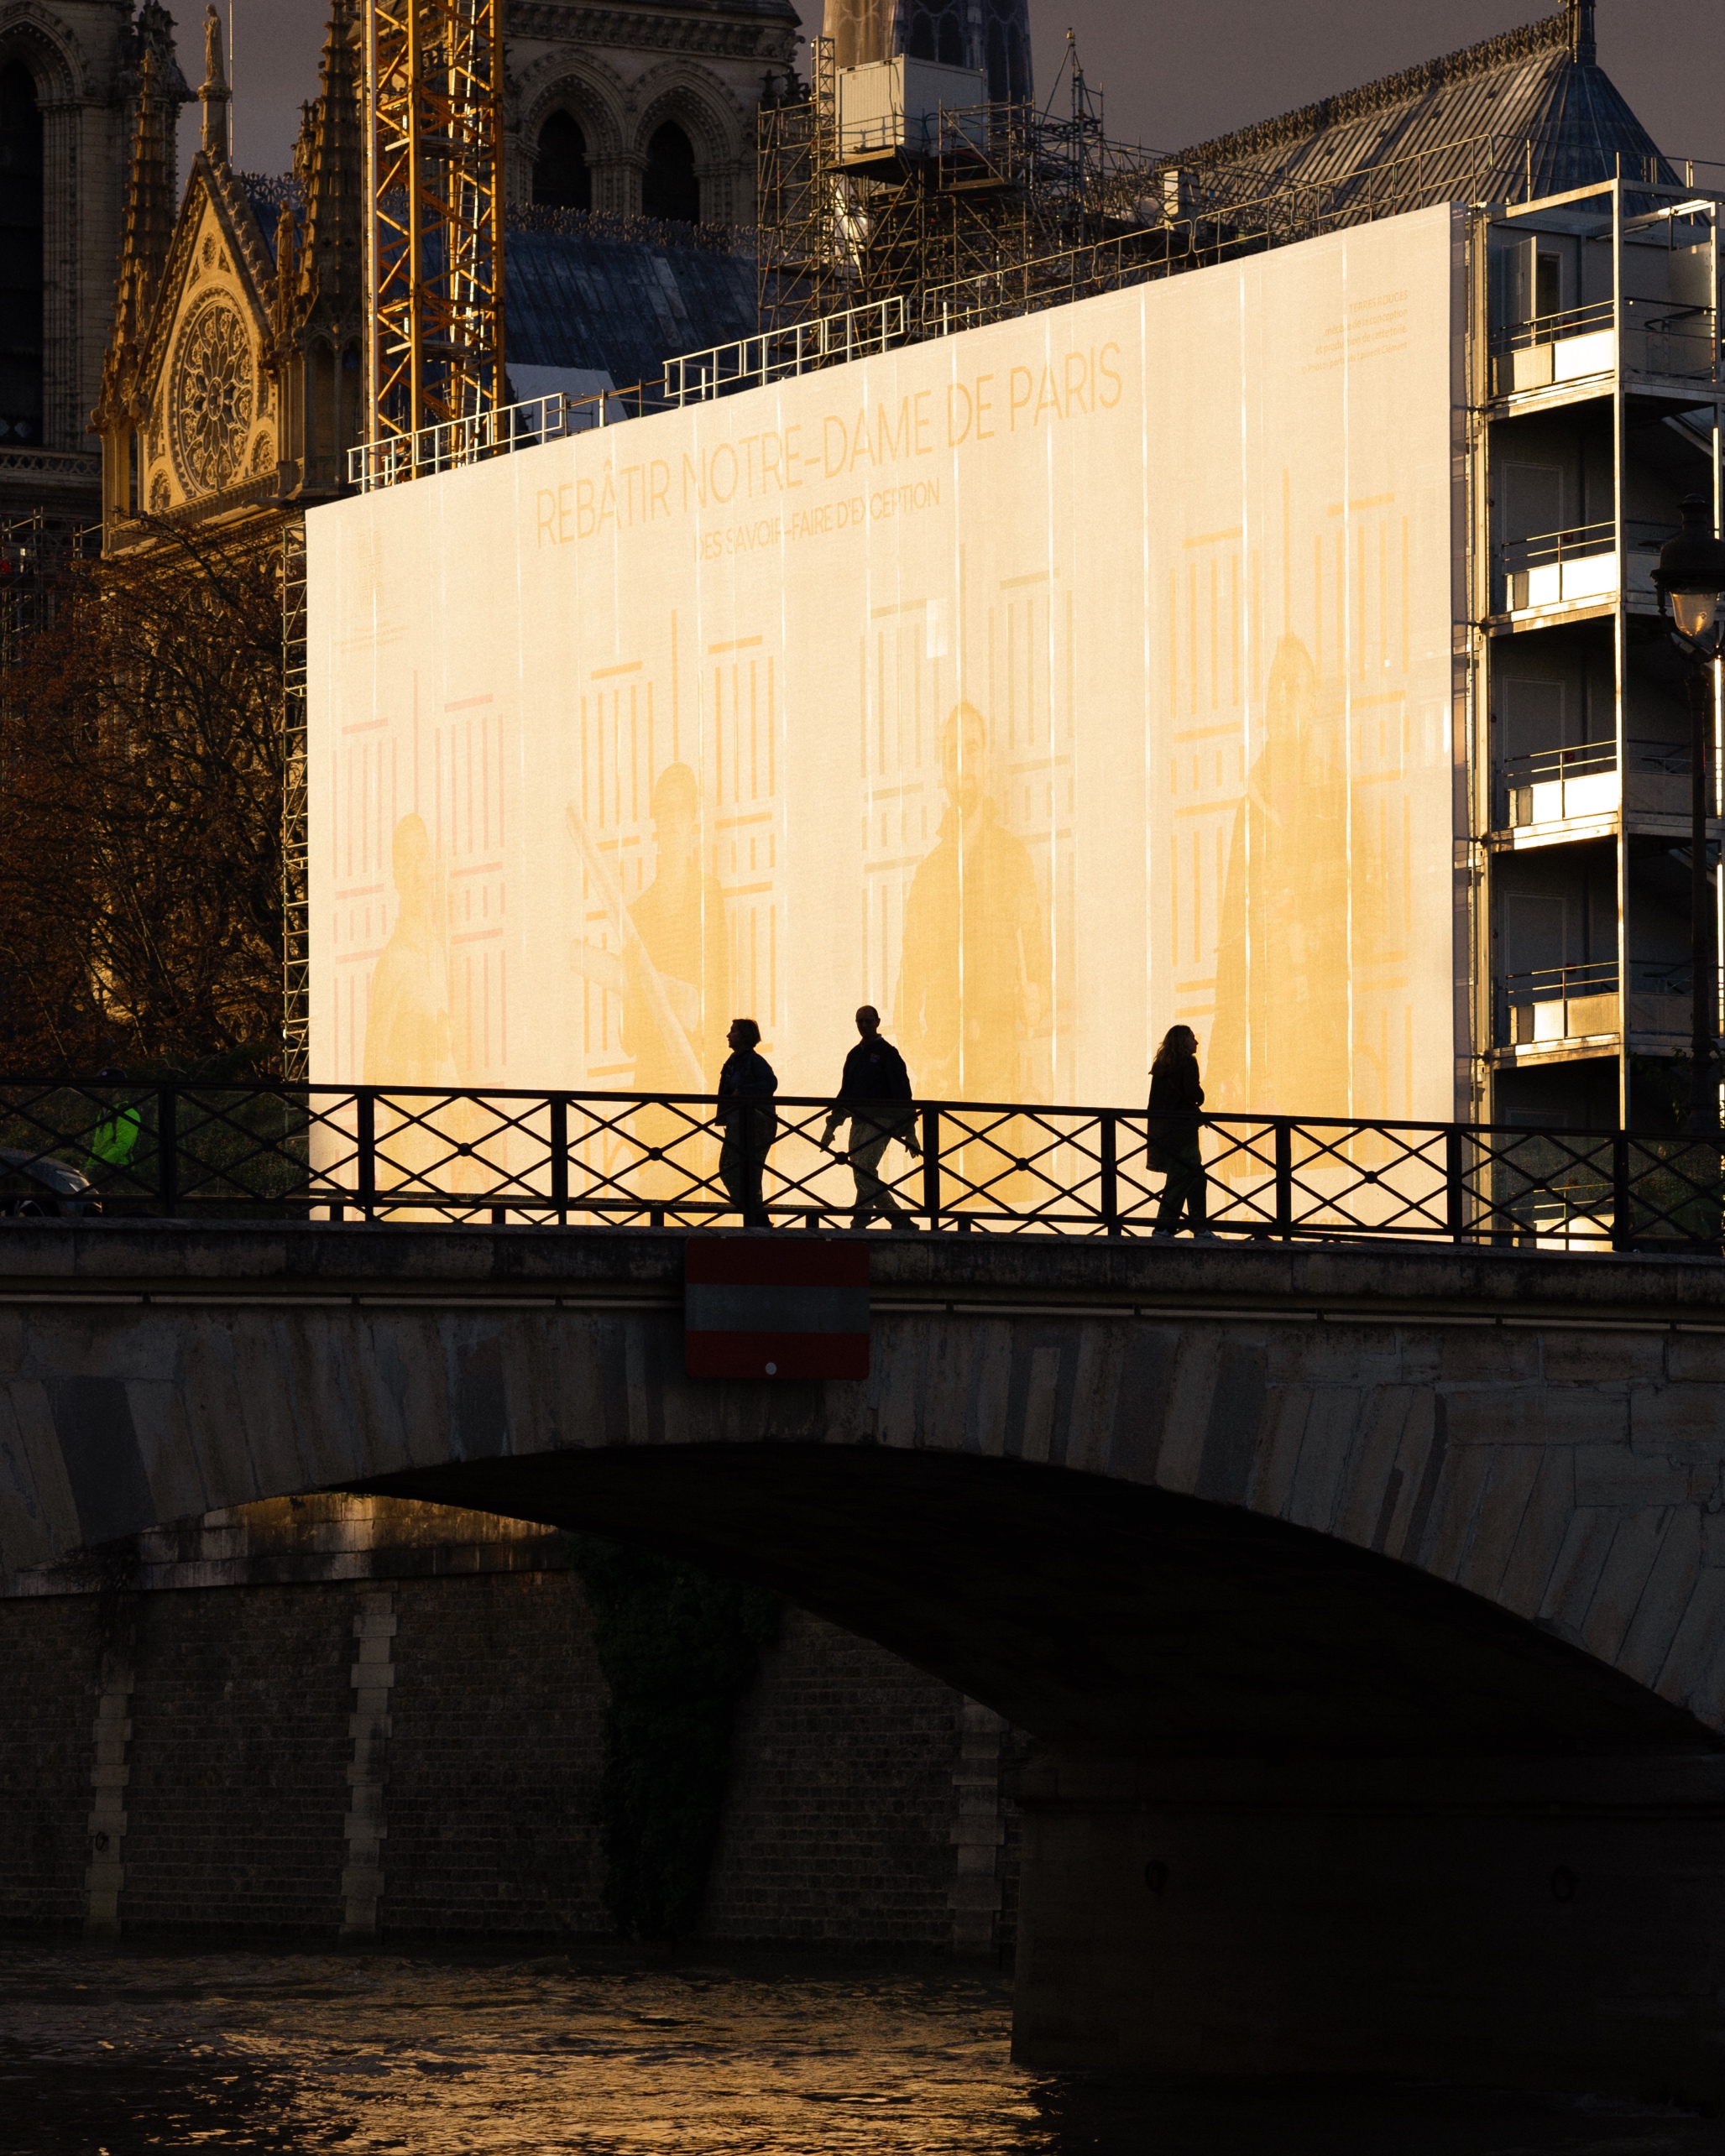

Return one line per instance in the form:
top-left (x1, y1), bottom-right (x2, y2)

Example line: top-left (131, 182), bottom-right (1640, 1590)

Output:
top-left (684, 1239), bottom-right (870, 1380)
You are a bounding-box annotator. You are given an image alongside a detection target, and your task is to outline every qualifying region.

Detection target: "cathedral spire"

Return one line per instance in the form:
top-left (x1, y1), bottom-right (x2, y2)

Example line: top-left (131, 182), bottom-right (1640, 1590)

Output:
top-left (1569, 0), bottom-right (1597, 66)
top-left (112, 44), bottom-right (174, 364)
top-left (200, 3), bottom-right (231, 164)
top-left (301, 0), bottom-right (364, 321)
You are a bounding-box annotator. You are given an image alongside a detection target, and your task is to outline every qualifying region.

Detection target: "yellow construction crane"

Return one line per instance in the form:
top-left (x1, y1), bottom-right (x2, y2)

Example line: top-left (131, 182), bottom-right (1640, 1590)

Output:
top-left (363, 0), bottom-right (505, 457)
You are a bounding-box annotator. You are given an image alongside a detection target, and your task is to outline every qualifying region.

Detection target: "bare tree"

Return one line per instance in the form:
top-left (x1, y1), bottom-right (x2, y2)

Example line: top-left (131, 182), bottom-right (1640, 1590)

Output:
top-left (0, 527), bottom-right (285, 1074)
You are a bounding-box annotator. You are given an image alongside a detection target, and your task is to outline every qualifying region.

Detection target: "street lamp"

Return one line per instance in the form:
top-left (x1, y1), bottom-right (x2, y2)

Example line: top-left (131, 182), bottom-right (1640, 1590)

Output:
top-left (1653, 495), bottom-right (1725, 1134)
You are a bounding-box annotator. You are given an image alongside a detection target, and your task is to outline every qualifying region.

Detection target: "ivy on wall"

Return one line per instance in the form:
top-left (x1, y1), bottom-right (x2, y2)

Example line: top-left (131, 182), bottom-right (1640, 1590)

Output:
top-left (567, 1535), bottom-right (781, 1941)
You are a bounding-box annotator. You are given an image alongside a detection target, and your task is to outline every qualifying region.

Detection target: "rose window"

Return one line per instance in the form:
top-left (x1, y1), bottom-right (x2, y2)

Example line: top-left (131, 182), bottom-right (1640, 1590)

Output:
top-left (171, 300), bottom-right (254, 493)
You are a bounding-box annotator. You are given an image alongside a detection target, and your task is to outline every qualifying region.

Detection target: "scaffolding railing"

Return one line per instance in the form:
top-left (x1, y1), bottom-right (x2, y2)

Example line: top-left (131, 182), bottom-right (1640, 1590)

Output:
top-left (349, 389), bottom-right (586, 490)
top-left (348, 299), bottom-right (912, 488)
top-left (343, 105), bottom-right (1725, 493)
top-left (759, 70), bottom-right (1725, 350)
top-left (665, 297), bottom-right (906, 405)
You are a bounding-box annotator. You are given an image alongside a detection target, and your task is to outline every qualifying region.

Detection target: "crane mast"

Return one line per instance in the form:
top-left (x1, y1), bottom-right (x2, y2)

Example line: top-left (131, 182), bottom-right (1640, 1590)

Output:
top-left (363, 0), bottom-right (505, 457)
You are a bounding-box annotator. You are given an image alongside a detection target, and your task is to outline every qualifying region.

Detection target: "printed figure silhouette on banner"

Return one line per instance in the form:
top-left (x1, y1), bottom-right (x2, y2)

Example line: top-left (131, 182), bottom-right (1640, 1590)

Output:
top-left (364, 814), bottom-right (456, 1087)
top-left (363, 812), bottom-right (465, 1203)
top-left (894, 702), bottom-right (1050, 1205)
top-left (896, 702), bottom-right (1050, 1103)
top-left (1209, 634), bottom-right (1351, 1119)
top-left (624, 763), bottom-right (732, 1090)
top-left (567, 762), bottom-right (731, 1090)
top-left (568, 761), bottom-right (732, 1200)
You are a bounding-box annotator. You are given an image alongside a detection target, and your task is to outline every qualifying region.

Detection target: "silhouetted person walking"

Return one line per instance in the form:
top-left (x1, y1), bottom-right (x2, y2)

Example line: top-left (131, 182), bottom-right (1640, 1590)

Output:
top-left (820, 1005), bottom-right (922, 1229)
top-left (715, 1018), bottom-right (776, 1228)
top-left (1147, 1025), bottom-right (1213, 1240)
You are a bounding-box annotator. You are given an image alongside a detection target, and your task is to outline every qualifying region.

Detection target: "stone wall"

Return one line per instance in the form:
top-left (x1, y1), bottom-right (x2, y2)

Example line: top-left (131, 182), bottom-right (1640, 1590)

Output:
top-left (381, 1572), bottom-right (609, 1939)
top-left (707, 1608), bottom-right (974, 1944)
top-left (120, 1584), bottom-right (352, 1934)
top-left (0, 1594), bottom-right (102, 1927)
top-left (0, 1497), bottom-right (1019, 1951)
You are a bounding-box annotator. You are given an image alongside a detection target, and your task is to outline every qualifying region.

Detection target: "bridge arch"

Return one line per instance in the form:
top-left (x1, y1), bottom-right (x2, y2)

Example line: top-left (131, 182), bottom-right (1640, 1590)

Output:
top-left (5, 1221), bottom-right (1723, 1750)
top-left (10, 1221), bottom-right (1725, 2096)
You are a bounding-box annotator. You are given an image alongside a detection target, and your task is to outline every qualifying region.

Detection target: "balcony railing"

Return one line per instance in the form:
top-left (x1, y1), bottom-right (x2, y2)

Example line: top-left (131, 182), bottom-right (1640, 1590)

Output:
top-left (1623, 297), bottom-right (1718, 381)
top-left (0, 1081), bottom-right (1722, 1254)
top-left (1490, 300), bottom-right (1613, 357)
top-left (1498, 960), bottom-right (1619, 1047)
top-left (1498, 958), bottom-right (1725, 1047)
top-left (1497, 518), bottom-right (1618, 612)
top-left (1623, 959), bottom-right (1724, 1040)
top-left (1490, 299), bottom-right (1719, 395)
top-left (1496, 736), bottom-right (1715, 829)
top-left (1499, 740), bottom-right (1618, 827)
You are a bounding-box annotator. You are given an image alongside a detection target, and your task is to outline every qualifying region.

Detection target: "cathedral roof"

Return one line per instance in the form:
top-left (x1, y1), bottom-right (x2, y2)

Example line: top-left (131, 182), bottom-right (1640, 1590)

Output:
top-left (224, 187), bottom-right (759, 398)
top-left (504, 215), bottom-right (758, 386)
top-left (1168, 0), bottom-right (1672, 208)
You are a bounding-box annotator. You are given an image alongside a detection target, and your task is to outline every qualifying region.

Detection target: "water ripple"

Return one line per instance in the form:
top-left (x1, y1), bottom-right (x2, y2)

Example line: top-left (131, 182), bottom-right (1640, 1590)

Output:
top-left (0, 1943), bottom-right (1713, 2155)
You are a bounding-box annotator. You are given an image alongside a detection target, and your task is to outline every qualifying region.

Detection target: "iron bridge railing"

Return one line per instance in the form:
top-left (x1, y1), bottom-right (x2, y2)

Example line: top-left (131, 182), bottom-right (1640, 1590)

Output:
top-left (1, 1083), bottom-right (1723, 1252)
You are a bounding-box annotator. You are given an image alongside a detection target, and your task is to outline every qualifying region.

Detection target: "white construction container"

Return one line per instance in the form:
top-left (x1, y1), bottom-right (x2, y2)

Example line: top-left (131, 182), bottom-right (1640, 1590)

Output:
top-left (834, 58), bottom-right (986, 163)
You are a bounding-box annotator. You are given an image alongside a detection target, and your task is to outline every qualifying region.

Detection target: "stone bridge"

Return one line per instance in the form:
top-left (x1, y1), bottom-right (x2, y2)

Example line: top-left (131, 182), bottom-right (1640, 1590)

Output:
top-left (3, 1220), bottom-right (1723, 2100)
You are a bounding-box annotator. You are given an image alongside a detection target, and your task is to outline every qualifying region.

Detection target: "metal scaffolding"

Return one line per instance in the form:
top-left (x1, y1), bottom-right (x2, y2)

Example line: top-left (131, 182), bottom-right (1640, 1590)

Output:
top-left (758, 36), bottom-right (1691, 363)
top-left (281, 519), bottom-right (310, 1082)
top-left (364, 0), bottom-right (505, 449)
top-left (757, 38), bottom-right (1171, 345)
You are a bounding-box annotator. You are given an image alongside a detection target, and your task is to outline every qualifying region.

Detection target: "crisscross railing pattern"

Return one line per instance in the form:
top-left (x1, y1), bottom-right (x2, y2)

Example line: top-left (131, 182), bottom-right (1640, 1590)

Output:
top-left (0, 1083), bottom-right (1722, 1252)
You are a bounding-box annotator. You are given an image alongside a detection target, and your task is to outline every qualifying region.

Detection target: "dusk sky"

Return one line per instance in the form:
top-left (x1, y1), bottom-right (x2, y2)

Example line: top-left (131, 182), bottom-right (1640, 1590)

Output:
top-left (189, 0), bottom-right (1724, 185)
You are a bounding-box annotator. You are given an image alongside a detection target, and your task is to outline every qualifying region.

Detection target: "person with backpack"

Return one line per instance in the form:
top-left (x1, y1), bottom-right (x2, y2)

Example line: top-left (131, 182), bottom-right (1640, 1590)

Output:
top-left (819, 1005), bottom-right (922, 1230)
top-left (715, 1018), bottom-right (777, 1228)
top-left (1146, 1025), bottom-right (1214, 1240)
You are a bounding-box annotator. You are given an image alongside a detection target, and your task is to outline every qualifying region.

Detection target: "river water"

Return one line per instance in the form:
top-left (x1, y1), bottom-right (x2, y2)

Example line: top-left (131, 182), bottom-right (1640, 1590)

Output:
top-left (0, 1943), bottom-right (1715, 2155)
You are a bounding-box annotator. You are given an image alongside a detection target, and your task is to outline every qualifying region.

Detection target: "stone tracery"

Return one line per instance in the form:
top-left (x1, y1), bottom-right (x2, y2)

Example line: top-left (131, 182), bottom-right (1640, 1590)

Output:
top-left (170, 293), bottom-right (253, 493)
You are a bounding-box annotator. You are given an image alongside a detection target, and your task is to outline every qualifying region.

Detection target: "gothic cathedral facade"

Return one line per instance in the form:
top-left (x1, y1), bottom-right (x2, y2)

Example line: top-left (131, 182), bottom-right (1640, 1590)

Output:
top-left (2, 0), bottom-right (798, 537)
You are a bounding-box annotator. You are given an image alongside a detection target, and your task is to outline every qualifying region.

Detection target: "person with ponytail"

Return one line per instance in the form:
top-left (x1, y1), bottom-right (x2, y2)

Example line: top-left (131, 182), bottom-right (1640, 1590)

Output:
top-left (1145, 1025), bottom-right (1213, 1240)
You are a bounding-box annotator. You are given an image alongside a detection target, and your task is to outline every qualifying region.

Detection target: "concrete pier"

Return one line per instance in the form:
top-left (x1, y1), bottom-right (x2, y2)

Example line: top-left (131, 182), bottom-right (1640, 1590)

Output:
top-left (1015, 1748), bottom-right (1725, 2101)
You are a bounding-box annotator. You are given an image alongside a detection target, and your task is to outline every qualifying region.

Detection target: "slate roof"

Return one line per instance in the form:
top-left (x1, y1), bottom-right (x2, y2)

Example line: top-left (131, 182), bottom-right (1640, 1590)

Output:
top-left (503, 217), bottom-right (760, 386)
top-left (233, 185), bottom-right (761, 387)
top-left (1168, 3), bottom-right (1674, 219)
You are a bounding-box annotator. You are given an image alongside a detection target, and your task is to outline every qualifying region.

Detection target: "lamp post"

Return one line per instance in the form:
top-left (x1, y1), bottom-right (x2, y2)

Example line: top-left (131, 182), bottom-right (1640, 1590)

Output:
top-left (1653, 495), bottom-right (1725, 1135)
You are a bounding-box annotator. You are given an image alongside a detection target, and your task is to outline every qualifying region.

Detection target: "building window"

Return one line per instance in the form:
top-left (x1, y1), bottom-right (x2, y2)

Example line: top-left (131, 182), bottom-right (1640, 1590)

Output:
top-left (642, 123), bottom-right (698, 225)
top-left (904, 1), bottom-right (966, 67)
top-left (535, 109), bottom-right (591, 211)
top-left (984, 0), bottom-right (1031, 103)
top-left (898, 0), bottom-right (1029, 101)
top-left (0, 59), bottom-right (44, 446)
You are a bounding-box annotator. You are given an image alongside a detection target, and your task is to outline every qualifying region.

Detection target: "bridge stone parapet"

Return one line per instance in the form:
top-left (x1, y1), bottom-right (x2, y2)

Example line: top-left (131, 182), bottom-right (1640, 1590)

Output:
top-left (3, 1221), bottom-right (1725, 2095)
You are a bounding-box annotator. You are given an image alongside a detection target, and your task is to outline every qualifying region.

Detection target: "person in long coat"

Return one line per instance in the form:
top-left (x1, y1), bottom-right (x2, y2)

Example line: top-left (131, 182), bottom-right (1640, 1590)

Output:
top-left (1146, 1024), bottom-right (1213, 1239)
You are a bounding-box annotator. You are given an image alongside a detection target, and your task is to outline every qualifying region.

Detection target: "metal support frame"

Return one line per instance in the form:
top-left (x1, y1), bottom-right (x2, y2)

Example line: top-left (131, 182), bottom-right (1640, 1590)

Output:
top-left (757, 40), bottom-right (1167, 346)
top-left (756, 76), bottom-right (1708, 359)
top-left (281, 518), bottom-right (310, 1080)
top-left (1477, 176), bottom-right (1725, 1136)
top-left (1686, 665), bottom-right (1715, 1118)
top-left (364, 0), bottom-right (505, 452)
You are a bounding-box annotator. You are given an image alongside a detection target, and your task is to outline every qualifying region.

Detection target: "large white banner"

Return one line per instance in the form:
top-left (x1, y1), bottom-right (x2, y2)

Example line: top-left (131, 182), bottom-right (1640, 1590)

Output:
top-left (309, 203), bottom-right (1462, 1125)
